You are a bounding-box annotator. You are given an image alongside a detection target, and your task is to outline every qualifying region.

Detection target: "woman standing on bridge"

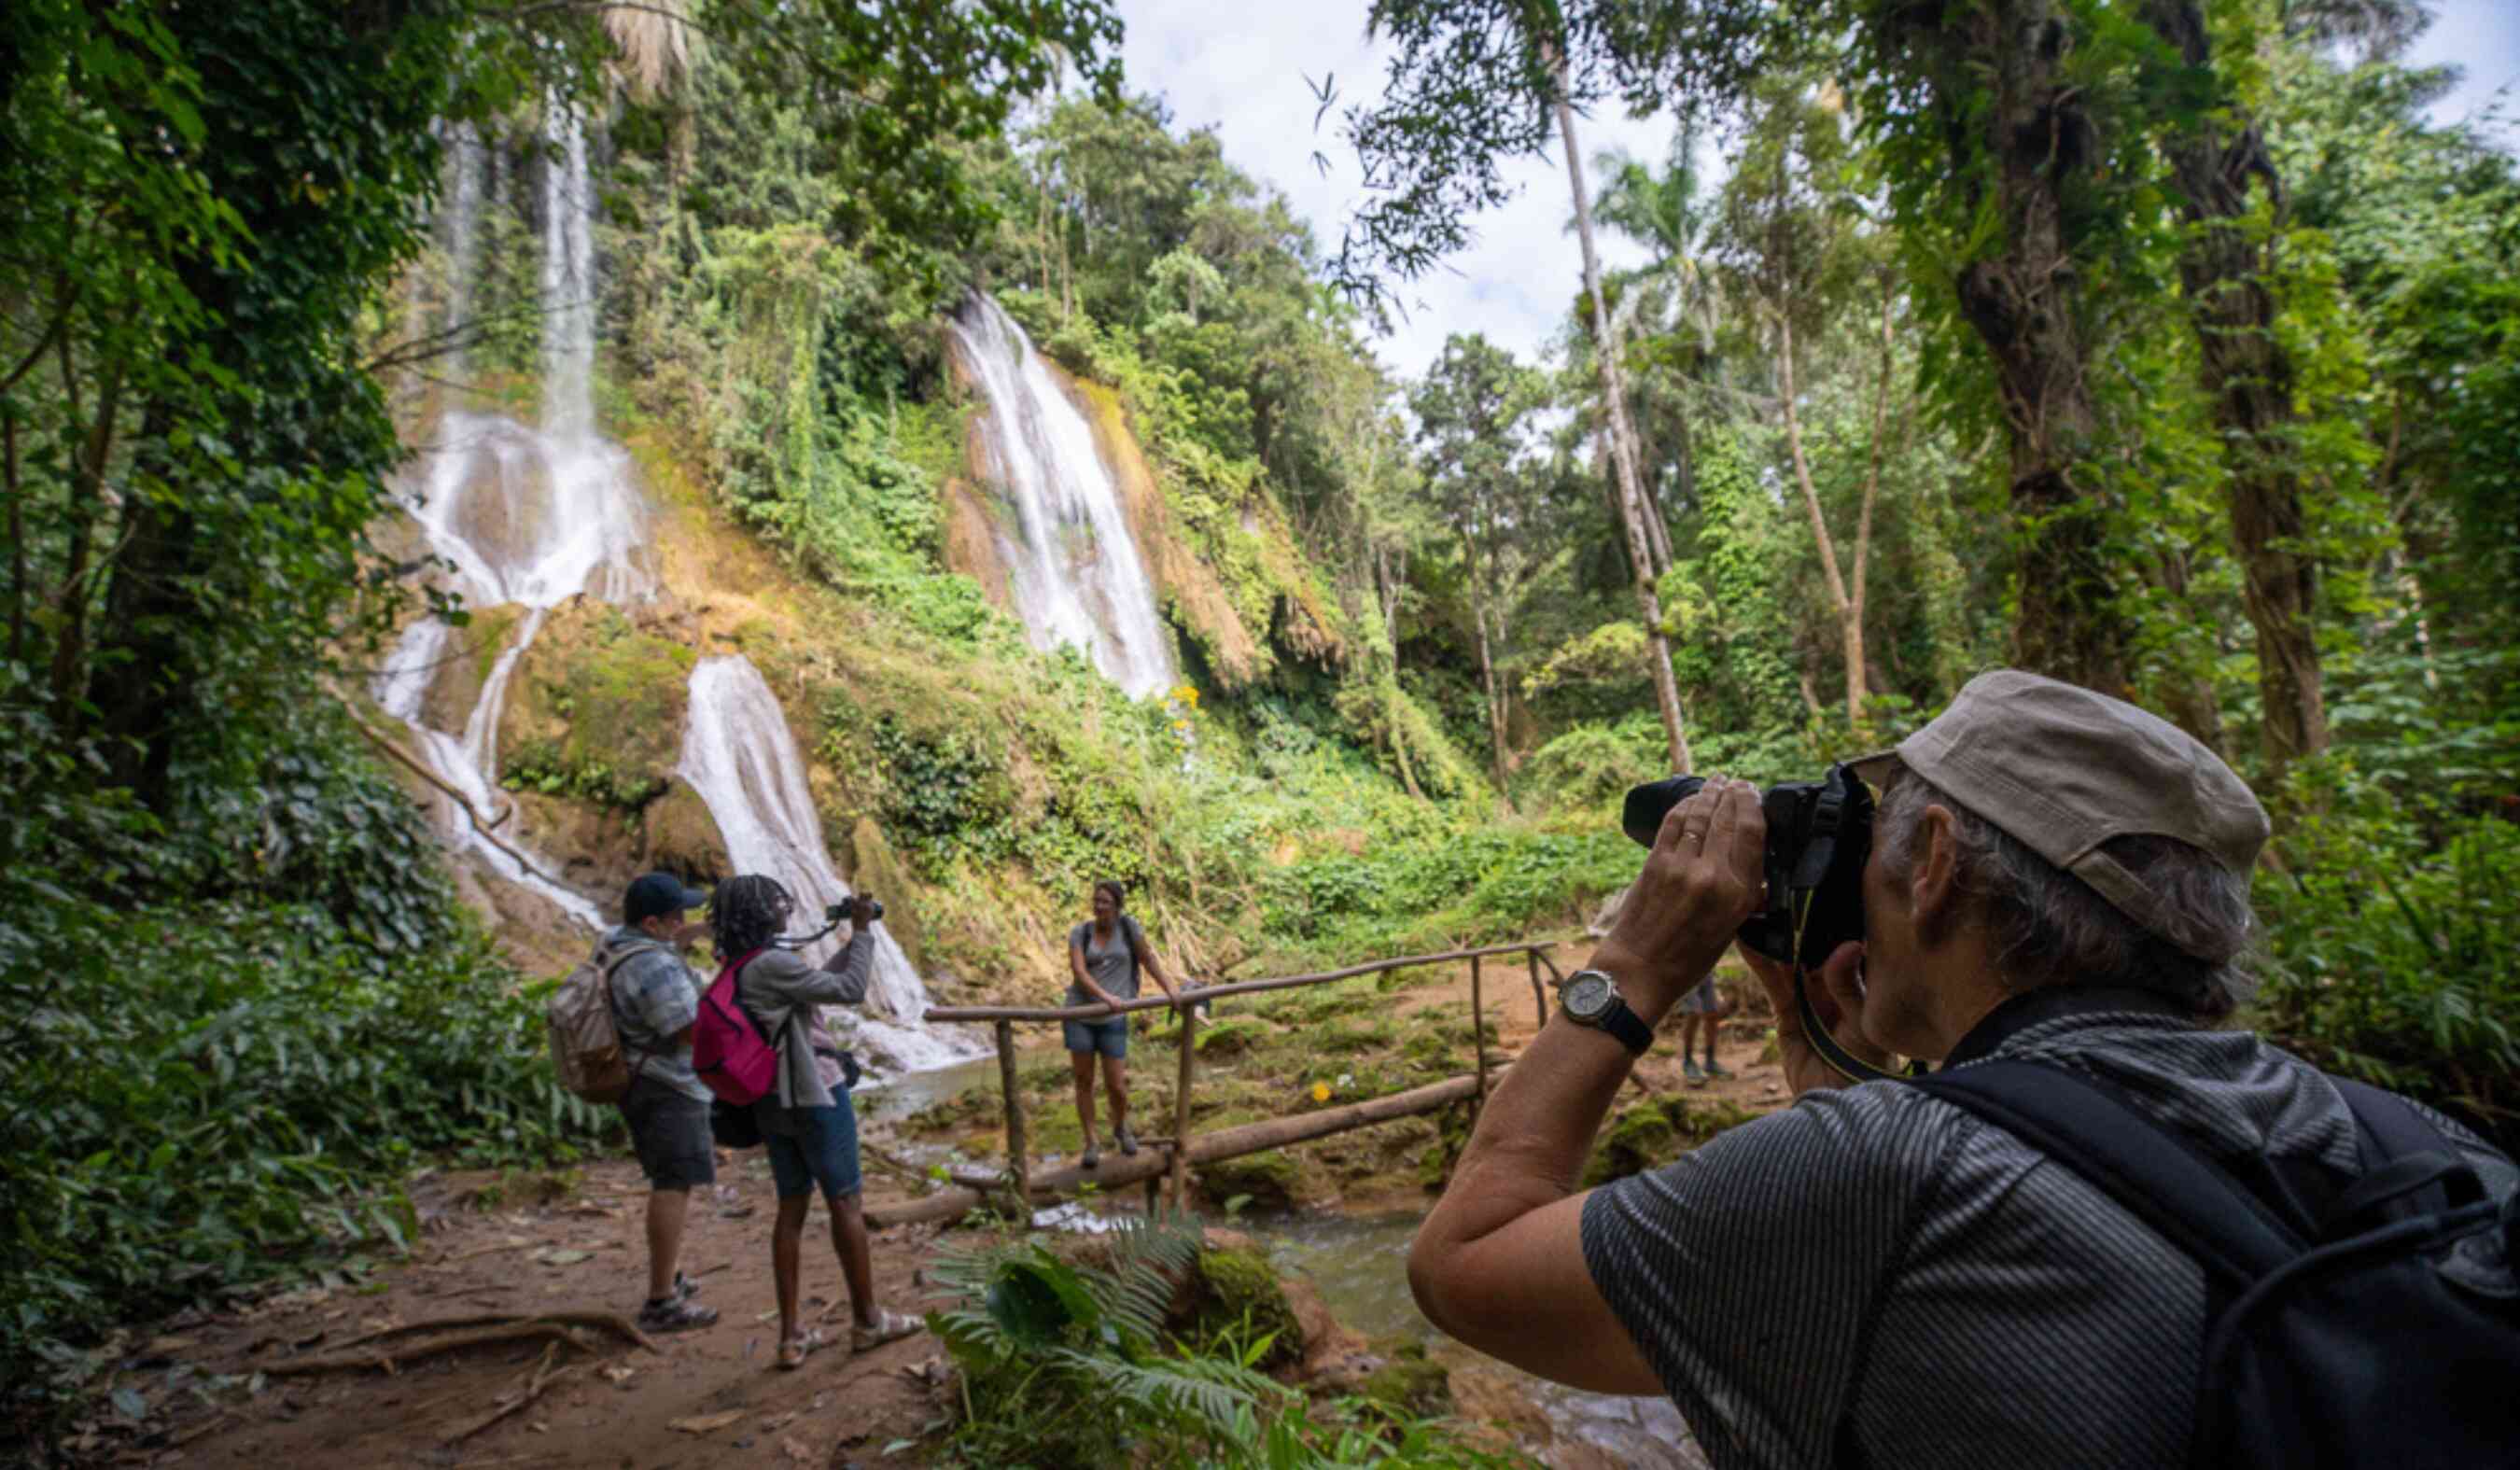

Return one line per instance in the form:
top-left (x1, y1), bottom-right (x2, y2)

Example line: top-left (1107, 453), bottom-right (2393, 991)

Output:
top-left (1066, 880), bottom-right (1181, 1169)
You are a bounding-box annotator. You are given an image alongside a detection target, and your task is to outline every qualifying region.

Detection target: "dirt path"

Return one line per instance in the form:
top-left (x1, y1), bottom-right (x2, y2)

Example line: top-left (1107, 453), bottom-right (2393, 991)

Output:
top-left (130, 1159), bottom-right (956, 1470)
top-left (114, 953), bottom-right (1789, 1469)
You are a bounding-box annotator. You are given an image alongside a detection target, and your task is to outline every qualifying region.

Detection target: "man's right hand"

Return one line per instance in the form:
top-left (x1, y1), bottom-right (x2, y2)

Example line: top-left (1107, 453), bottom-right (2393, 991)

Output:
top-left (846, 893), bottom-right (878, 926)
top-left (1739, 943), bottom-right (1891, 1096)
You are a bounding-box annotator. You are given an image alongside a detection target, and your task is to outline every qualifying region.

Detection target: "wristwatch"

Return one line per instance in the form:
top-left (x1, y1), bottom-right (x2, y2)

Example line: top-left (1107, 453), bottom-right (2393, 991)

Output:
top-left (1560, 968), bottom-right (1654, 1055)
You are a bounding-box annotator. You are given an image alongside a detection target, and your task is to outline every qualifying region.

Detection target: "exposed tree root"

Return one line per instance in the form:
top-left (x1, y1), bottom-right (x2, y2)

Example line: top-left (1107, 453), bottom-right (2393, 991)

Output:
top-left (263, 1312), bottom-right (653, 1374)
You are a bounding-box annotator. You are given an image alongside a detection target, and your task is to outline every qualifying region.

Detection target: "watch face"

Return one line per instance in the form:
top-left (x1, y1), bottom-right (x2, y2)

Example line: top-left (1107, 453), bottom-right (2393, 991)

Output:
top-left (1564, 972), bottom-right (1612, 1020)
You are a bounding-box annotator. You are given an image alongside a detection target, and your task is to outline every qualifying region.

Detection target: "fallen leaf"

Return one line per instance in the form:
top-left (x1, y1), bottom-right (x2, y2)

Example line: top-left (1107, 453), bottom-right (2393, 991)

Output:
top-left (600, 1365), bottom-right (636, 1385)
top-left (782, 1436), bottom-right (818, 1463)
top-left (111, 1388), bottom-right (147, 1421)
top-left (531, 1248), bottom-right (592, 1267)
top-left (668, 1410), bottom-right (746, 1435)
top-left (148, 1335), bottom-right (199, 1354)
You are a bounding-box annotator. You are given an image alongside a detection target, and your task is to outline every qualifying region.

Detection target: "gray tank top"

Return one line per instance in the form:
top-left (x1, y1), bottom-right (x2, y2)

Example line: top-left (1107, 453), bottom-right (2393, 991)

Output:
top-left (1067, 917), bottom-right (1144, 1005)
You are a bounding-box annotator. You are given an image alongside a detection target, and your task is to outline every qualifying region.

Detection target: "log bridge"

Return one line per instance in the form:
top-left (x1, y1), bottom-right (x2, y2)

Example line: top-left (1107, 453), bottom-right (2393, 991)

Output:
top-left (866, 939), bottom-right (1572, 1227)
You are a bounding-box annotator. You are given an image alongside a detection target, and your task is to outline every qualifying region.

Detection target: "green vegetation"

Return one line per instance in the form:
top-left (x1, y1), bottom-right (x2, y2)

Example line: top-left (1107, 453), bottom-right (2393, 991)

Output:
top-left (930, 1211), bottom-right (1531, 1467)
top-left (6, 0), bottom-right (2517, 1451)
top-left (0, 703), bottom-right (615, 1434)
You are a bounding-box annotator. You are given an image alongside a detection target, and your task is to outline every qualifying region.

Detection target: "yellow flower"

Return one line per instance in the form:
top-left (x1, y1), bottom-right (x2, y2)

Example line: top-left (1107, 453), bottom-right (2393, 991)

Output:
top-left (1310, 1082), bottom-right (1331, 1103)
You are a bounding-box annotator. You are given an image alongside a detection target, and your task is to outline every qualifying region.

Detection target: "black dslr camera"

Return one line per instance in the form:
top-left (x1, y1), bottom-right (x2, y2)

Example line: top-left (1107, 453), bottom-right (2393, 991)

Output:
top-left (826, 897), bottom-right (884, 923)
top-left (1619, 764), bottom-right (1872, 971)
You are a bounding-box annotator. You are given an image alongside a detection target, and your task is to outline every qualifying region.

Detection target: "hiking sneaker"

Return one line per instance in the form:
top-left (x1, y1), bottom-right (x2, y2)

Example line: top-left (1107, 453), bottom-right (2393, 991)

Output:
top-left (1114, 1122), bottom-right (1139, 1156)
top-left (1704, 1059), bottom-right (1732, 1080)
top-left (1081, 1142), bottom-right (1100, 1169)
top-left (672, 1270), bottom-right (703, 1303)
top-left (638, 1295), bottom-right (719, 1334)
top-left (1683, 1058), bottom-right (1707, 1086)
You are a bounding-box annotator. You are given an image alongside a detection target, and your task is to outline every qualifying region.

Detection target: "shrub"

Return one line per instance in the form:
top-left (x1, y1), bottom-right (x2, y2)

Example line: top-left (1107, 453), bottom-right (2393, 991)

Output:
top-left (2258, 806), bottom-right (2520, 1151)
top-left (0, 704), bottom-right (614, 1438)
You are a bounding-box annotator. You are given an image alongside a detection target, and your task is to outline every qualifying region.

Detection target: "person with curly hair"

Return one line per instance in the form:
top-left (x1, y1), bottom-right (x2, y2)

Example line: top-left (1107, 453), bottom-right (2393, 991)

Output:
top-left (711, 875), bottom-right (920, 1369)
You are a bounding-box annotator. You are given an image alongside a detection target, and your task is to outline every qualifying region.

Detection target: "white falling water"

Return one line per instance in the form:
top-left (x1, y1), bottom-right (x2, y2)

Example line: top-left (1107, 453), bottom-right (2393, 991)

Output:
top-left (946, 294), bottom-right (1176, 698)
top-left (375, 105), bottom-right (977, 1072)
top-left (677, 657), bottom-right (984, 1074)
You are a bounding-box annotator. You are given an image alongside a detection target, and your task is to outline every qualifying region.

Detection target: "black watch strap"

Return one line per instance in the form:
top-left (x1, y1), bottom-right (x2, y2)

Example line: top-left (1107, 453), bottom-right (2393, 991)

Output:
top-left (1597, 997), bottom-right (1653, 1055)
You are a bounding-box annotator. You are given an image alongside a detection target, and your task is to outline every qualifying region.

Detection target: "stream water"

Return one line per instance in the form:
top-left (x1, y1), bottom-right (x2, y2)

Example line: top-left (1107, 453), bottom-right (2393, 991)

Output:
top-left (945, 294), bottom-right (1176, 698)
top-left (375, 106), bottom-right (978, 1073)
top-left (1247, 1212), bottom-right (1709, 1469)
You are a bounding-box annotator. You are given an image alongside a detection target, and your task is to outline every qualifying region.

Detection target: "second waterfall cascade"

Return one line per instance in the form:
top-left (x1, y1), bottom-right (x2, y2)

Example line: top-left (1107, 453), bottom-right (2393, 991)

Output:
top-left (377, 108), bottom-right (980, 1075)
top-left (946, 294), bottom-right (1177, 699)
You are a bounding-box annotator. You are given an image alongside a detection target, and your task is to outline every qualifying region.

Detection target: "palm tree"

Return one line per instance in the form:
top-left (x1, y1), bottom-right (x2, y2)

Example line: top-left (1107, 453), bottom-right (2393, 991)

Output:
top-left (1588, 123), bottom-right (1717, 349)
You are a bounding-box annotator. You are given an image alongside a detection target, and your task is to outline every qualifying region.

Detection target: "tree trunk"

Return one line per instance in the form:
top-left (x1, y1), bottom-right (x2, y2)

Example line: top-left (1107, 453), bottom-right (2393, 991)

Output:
top-left (1942, 0), bottom-right (2131, 694)
top-left (1552, 66), bottom-right (1691, 776)
top-left (1467, 545), bottom-right (1508, 800)
top-left (2140, 0), bottom-right (2327, 784)
top-left (1848, 289), bottom-right (1894, 724)
top-left (1776, 312), bottom-right (1867, 724)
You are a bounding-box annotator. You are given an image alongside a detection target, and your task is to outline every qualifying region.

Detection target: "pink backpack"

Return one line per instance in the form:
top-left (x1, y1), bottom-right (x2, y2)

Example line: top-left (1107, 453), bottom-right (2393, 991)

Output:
top-left (691, 948), bottom-right (782, 1106)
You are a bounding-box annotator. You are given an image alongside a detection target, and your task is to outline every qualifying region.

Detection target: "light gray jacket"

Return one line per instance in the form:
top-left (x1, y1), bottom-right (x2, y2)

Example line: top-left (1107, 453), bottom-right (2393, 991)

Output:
top-left (736, 933), bottom-right (871, 1111)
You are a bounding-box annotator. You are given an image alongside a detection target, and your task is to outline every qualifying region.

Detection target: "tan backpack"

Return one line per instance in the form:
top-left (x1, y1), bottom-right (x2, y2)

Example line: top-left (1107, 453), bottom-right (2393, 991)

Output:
top-left (546, 940), bottom-right (655, 1104)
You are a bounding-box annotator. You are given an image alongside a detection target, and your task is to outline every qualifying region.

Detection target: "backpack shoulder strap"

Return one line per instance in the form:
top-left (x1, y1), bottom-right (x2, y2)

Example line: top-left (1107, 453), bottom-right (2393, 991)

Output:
top-left (1911, 1060), bottom-right (2303, 1286)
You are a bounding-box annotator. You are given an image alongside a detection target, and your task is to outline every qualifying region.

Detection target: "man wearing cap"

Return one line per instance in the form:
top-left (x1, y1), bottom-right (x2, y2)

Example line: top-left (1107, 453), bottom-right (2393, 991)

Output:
top-left (1407, 671), bottom-right (2514, 1467)
top-left (602, 872), bottom-right (721, 1333)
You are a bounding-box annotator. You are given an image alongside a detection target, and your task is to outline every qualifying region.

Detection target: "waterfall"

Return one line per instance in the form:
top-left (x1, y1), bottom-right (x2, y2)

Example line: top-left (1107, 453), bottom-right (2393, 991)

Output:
top-left (946, 294), bottom-right (1177, 698)
top-left (375, 105), bottom-right (976, 1073)
top-left (677, 657), bottom-right (985, 1074)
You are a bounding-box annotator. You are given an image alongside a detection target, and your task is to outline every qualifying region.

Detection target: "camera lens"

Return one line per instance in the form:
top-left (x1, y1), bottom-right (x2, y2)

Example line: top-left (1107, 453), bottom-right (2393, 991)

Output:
top-left (1621, 775), bottom-right (1708, 848)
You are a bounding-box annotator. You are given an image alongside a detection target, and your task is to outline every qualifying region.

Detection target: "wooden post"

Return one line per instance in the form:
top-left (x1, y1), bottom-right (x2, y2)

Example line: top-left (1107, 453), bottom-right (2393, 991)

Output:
top-left (995, 1019), bottom-right (1029, 1221)
top-left (1471, 953), bottom-right (1489, 1105)
top-left (1528, 949), bottom-right (1547, 1029)
top-left (1169, 1001), bottom-right (1197, 1211)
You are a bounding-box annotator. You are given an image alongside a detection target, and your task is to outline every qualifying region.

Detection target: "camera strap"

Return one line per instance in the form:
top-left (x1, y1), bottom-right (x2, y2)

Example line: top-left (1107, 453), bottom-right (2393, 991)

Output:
top-left (1788, 782), bottom-right (1919, 1083)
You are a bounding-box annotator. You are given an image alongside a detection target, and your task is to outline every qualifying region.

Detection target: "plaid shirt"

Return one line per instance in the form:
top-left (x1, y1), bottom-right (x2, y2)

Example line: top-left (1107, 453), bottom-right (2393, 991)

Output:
top-left (599, 927), bottom-right (708, 1102)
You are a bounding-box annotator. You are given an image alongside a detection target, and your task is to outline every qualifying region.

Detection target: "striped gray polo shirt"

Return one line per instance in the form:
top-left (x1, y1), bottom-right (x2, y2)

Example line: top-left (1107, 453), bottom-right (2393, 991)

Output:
top-left (1580, 1004), bottom-right (2517, 1469)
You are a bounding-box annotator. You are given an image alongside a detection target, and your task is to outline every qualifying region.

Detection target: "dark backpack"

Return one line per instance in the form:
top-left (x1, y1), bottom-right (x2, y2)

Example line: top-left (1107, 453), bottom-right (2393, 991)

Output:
top-left (1912, 1061), bottom-right (2520, 1469)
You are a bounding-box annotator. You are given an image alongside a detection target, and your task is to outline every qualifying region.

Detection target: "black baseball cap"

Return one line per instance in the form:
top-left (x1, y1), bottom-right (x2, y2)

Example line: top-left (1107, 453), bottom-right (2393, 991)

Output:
top-left (623, 871), bottom-right (709, 924)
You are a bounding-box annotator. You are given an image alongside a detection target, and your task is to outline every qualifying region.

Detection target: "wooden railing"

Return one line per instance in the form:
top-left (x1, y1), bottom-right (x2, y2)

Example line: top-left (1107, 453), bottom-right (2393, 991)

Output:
top-left (889, 939), bottom-right (1573, 1225)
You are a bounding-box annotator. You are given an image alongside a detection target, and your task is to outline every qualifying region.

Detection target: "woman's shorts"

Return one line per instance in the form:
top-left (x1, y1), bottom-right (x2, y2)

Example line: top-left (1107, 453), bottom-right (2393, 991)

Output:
top-left (1062, 1015), bottom-right (1128, 1058)
top-left (1674, 975), bottom-right (1724, 1015)
top-left (763, 1094), bottom-right (862, 1201)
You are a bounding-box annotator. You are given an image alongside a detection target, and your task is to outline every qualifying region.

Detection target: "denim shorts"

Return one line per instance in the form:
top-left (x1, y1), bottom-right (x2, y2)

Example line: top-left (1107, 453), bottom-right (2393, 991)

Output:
top-left (620, 1075), bottom-right (715, 1191)
top-left (1062, 1015), bottom-right (1128, 1058)
top-left (762, 1093), bottom-right (862, 1201)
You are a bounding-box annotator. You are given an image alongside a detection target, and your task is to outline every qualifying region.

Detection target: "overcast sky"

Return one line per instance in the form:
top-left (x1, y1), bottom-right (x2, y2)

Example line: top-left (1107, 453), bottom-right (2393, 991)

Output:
top-left (1108, 0), bottom-right (2520, 385)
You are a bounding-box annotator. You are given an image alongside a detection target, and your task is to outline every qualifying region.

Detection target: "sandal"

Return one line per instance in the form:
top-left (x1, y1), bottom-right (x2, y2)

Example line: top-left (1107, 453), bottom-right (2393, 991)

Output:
top-left (851, 1308), bottom-right (921, 1353)
top-left (777, 1327), bottom-right (828, 1370)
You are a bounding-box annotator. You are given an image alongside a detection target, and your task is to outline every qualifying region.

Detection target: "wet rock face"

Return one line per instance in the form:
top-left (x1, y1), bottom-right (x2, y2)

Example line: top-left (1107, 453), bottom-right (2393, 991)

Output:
top-left (497, 601), bottom-right (696, 812)
top-left (442, 426), bottom-right (560, 577)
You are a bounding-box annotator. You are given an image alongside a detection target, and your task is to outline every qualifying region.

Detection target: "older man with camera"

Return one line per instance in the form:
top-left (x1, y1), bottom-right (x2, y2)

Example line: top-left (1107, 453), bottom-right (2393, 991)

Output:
top-left (1407, 670), bottom-right (2517, 1468)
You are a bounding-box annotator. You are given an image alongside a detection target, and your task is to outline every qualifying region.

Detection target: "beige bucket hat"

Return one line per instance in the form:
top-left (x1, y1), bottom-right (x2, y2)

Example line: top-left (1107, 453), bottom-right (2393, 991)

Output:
top-left (1849, 670), bottom-right (2269, 961)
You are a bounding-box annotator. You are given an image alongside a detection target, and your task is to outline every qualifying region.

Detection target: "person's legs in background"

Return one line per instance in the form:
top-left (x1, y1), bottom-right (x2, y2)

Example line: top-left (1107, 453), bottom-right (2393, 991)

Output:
top-left (1065, 1031), bottom-right (1102, 1167)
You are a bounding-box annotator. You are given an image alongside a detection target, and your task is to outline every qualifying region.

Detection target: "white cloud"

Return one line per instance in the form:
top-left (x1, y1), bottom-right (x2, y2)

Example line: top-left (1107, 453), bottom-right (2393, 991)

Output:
top-left (1109, 0), bottom-right (1662, 383)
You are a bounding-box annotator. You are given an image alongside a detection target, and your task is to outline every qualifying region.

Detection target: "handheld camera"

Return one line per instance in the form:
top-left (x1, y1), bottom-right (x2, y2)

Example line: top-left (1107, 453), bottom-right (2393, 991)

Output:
top-left (1620, 764), bottom-right (1907, 1081)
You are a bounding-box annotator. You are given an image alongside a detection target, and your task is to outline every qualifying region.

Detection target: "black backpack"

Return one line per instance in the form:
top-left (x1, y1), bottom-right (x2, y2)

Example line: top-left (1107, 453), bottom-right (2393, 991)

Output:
top-left (1912, 1061), bottom-right (2520, 1469)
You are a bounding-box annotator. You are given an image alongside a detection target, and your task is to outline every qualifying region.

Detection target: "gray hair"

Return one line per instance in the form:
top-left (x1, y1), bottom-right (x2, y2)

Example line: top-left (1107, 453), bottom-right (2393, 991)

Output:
top-left (1872, 771), bottom-right (2256, 1020)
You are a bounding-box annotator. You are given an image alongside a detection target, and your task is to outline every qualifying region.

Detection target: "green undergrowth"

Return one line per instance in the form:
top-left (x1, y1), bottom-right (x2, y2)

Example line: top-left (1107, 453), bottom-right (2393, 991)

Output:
top-left (2255, 763), bottom-right (2520, 1151)
top-left (929, 1211), bottom-right (1533, 1468)
top-left (0, 695), bottom-right (613, 1437)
